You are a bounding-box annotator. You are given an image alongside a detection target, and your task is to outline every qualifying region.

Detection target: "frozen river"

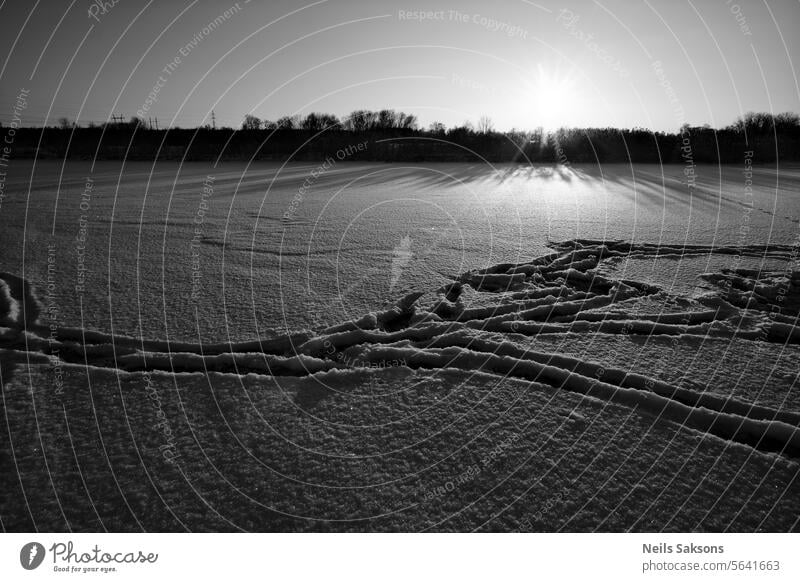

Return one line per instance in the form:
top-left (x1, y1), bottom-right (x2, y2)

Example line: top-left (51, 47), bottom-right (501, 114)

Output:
top-left (1, 160), bottom-right (798, 341)
top-left (3, 159), bottom-right (800, 533)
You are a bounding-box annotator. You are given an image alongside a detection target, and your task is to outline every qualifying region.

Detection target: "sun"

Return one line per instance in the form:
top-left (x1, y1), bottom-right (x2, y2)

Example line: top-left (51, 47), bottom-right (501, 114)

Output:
top-left (531, 65), bottom-right (579, 130)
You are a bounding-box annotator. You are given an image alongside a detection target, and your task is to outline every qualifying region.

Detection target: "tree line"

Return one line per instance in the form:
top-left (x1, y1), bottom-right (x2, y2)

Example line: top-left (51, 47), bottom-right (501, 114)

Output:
top-left (241, 109), bottom-right (419, 132)
top-left (4, 110), bottom-right (800, 163)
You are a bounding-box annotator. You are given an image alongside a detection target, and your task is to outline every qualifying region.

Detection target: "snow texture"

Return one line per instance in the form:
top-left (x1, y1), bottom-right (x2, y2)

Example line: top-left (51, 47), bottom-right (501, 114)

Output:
top-left (2, 239), bottom-right (799, 459)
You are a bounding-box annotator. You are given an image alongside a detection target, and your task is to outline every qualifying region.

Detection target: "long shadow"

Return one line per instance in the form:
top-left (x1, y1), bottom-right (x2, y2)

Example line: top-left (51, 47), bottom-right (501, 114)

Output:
top-left (0, 350), bottom-right (17, 388)
top-left (591, 166), bottom-right (743, 211)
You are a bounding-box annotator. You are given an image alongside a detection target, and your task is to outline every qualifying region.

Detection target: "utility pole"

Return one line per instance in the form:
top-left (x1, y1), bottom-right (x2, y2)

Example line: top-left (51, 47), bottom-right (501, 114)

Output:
top-left (211, 110), bottom-right (216, 130)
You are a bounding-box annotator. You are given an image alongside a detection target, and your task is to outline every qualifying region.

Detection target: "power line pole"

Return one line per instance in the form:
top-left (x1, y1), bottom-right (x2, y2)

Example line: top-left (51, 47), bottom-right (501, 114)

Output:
top-left (211, 110), bottom-right (216, 130)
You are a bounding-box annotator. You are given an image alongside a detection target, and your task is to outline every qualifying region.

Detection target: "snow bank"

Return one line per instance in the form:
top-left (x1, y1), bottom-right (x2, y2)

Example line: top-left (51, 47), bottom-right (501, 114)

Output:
top-left (6, 238), bottom-right (800, 460)
top-left (0, 272), bottom-right (40, 328)
top-left (350, 343), bottom-right (800, 456)
top-left (0, 279), bottom-right (20, 326)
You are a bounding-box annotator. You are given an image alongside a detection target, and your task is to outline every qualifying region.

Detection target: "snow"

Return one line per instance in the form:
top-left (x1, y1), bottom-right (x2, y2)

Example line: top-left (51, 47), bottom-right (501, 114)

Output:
top-left (2, 161), bottom-right (800, 531)
top-left (5, 227), bottom-right (799, 456)
top-left (3, 160), bottom-right (799, 340)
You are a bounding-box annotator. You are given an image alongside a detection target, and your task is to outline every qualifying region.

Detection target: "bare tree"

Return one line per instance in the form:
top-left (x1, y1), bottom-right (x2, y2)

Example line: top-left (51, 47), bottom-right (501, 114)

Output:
top-left (377, 109), bottom-right (395, 129)
top-left (345, 110), bottom-right (378, 131)
top-left (428, 121), bottom-right (446, 134)
top-left (58, 117), bottom-right (71, 129)
top-left (730, 111), bottom-right (800, 133)
top-left (301, 112), bottom-right (340, 131)
top-left (397, 112), bottom-right (417, 130)
top-left (318, 113), bottom-right (340, 130)
top-left (276, 115), bottom-right (300, 129)
top-left (242, 114), bottom-right (261, 130)
top-left (477, 115), bottom-right (494, 134)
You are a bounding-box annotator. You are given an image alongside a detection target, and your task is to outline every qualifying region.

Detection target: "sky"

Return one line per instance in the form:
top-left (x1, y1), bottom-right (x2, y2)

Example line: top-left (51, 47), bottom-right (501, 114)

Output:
top-left (1, 0), bottom-right (798, 132)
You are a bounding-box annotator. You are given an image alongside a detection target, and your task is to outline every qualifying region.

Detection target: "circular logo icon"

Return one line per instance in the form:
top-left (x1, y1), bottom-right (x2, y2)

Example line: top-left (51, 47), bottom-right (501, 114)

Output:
top-left (20, 542), bottom-right (46, 570)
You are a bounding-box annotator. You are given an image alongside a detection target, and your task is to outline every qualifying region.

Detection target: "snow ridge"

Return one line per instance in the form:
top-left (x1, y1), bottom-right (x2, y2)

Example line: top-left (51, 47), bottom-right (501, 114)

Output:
top-left (1, 240), bottom-right (799, 458)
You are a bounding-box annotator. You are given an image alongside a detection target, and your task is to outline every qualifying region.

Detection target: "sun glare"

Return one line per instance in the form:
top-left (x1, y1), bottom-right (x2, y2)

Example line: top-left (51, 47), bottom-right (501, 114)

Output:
top-left (531, 65), bottom-right (579, 130)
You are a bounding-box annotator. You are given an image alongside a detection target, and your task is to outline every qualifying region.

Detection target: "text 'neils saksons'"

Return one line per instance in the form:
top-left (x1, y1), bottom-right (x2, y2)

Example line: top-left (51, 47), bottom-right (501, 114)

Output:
top-left (643, 543), bottom-right (724, 554)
